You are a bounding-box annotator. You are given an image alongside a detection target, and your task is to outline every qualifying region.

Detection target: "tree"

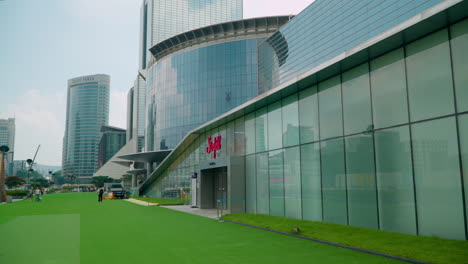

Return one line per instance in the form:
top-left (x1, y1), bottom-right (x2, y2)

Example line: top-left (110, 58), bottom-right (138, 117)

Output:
top-left (29, 178), bottom-right (50, 189)
top-left (5, 176), bottom-right (26, 189)
top-left (91, 176), bottom-right (113, 188)
top-left (51, 171), bottom-right (65, 185)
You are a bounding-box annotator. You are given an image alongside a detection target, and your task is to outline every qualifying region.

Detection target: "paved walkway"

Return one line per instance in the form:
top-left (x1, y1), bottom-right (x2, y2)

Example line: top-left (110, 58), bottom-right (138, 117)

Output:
top-left (125, 199), bottom-right (223, 219)
top-left (160, 205), bottom-right (222, 219)
top-left (0, 198), bottom-right (25, 205)
top-left (125, 198), bottom-right (159, 206)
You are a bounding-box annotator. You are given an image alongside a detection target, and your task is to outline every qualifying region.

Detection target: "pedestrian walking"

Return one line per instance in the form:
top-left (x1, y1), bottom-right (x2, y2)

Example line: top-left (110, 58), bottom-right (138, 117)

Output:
top-left (35, 188), bottom-right (41, 202)
top-left (98, 187), bottom-right (104, 203)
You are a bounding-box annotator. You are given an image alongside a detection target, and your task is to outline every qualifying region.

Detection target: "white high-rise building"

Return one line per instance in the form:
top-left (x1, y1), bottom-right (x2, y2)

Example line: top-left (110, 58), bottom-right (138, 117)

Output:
top-left (0, 118), bottom-right (15, 176)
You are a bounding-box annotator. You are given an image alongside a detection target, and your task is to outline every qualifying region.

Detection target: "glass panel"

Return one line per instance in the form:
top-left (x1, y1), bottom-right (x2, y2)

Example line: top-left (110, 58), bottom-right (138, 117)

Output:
top-left (256, 152), bottom-right (269, 215)
top-left (255, 107), bottom-right (268, 153)
top-left (282, 94), bottom-right (300, 147)
top-left (301, 143), bottom-right (322, 221)
top-left (245, 112), bottom-right (255, 155)
top-left (342, 64), bottom-right (372, 135)
top-left (450, 19), bottom-right (468, 113)
top-left (345, 134), bottom-right (378, 229)
top-left (245, 155), bottom-right (256, 213)
top-left (457, 114), bottom-right (468, 233)
top-left (269, 150), bottom-right (284, 217)
top-left (226, 121), bottom-right (235, 156)
top-left (268, 101), bottom-right (283, 150)
top-left (319, 76), bottom-right (343, 140)
top-left (321, 138), bottom-right (348, 225)
top-left (375, 126), bottom-right (417, 235)
top-left (299, 85), bottom-right (319, 144)
top-left (406, 29), bottom-right (455, 121)
top-left (370, 48), bottom-right (408, 129)
top-left (412, 117), bottom-right (465, 240)
top-left (284, 147), bottom-right (302, 219)
top-left (234, 117), bottom-right (245, 156)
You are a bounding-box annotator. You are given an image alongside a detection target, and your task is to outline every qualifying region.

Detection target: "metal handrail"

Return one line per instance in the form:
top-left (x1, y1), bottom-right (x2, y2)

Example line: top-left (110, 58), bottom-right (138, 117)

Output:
top-left (216, 198), bottom-right (245, 221)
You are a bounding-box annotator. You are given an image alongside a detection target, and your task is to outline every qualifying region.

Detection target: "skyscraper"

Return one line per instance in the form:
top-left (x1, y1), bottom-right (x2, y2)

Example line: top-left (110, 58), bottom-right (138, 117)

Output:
top-left (62, 74), bottom-right (110, 183)
top-left (0, 118), bottom-right (15, 176)
top-left (140, 0), bottom-right (243, 69)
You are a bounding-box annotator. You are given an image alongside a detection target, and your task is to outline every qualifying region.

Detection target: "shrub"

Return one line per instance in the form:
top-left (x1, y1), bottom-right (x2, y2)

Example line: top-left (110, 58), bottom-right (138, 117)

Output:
top-left (47, 188), bottom-right (61, 193)
top-left (6, 190), bottom-right (28, 197)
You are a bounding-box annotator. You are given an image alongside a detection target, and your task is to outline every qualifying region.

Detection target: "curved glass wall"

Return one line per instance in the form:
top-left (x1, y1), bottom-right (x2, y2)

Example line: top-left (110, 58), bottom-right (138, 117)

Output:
top-left (258, 0), bottom-right (447, 92)
top-left (146, 38), bottom-right (261, 151)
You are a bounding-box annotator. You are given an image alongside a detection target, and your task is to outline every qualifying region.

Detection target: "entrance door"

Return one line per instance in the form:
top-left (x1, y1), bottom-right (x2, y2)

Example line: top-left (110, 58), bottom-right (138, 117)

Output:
top-left (200, 167), bottom-right (228, 209)
top-left (214, 167), bottom-right (227, 209)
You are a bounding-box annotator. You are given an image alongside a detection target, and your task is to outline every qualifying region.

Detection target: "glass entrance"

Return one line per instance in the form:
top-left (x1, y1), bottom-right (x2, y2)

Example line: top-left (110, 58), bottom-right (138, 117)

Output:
top-left (200, 167), bottom-right (228, 209)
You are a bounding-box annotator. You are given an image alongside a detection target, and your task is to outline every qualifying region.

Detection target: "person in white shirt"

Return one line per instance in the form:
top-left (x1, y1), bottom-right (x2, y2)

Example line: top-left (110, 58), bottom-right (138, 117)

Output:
top-left (35, 188), bottom-right (41, 202)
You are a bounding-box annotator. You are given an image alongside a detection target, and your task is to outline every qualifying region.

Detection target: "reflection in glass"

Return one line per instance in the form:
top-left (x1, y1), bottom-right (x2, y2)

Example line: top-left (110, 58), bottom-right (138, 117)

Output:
top-left (412, 117), bottom-right (465, 240)
top-left (282, 94), bottom-right (300, 147)
top-left (246, 155), bottom-right (257, 213)
top-left (284, 147), bottom-right (302, 219)
top-left (245, 113), bottom-right (256, 155)
top-left (456, 114), bottom-right (468, 233)
top-left (375, 126), bottom-right (416, 235)
top-left (301, 143), bottom-right (322, 221)
top-left (342, 64), bottom-right (372, 135)
top-left (269, 150), bottom-right (284, 217)
top-left (345, 134), bottom-right (378, 229)
top-left (299, 85), bottom-right (319, 144)
top-left (256, 153), bottom-right (269, 215)
top-left (406, 29), bottom-right (454, 121)
top-left (321, 138), bottom-right (347, 225)
top-left (256, 107), bottom-right (268, 153)
top-left (268, 101), bottom-right (282, 150)
top-left (319, 76), bottom-right (343, 140)
top-left (450, 19), bottom-right (468, 113)
top-left (370, 48), bottom-right (408, 129)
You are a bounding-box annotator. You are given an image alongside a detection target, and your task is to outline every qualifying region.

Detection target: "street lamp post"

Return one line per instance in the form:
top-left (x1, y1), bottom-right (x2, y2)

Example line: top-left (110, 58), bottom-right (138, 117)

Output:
top-left (0, 145), bottom-right (10, 203)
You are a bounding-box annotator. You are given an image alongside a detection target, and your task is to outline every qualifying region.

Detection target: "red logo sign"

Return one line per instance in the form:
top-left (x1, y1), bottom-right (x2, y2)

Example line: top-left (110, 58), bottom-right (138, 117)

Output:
top-left (206, 135), bottom-right (222, 159)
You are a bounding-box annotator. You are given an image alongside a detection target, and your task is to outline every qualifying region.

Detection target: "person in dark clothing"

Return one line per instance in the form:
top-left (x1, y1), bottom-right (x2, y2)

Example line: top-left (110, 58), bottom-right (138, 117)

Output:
top-left (98, 187), bottom-right (104, 203)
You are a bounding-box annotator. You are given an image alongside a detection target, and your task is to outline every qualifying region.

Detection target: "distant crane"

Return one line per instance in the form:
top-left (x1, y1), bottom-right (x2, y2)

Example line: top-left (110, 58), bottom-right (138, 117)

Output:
top-left (26, 144), bottom-right (41, 183)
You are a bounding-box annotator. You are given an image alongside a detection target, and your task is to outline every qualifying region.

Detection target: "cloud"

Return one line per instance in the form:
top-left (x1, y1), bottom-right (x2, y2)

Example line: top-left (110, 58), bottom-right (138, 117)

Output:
top-left (244, 0), bottom-right (315, 18)
top-left (2, 89), bottom-right (66, 166)
top-left (109, 90), bottom-right (128, 129)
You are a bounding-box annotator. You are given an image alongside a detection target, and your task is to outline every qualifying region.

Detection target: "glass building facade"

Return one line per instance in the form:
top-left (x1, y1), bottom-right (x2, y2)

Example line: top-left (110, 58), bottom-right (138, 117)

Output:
top-left (147, 39), bottom-right (260, 151)
top-left (140, 0), bottom-right (468, 240)
top-left (258, 0), bottom-right (451, 93)
top-left (62, 74), bottom-right (110, 182)
top-left (133, 75), bottom-right (146, 152)
top-left (97, 126), bottom-right (126, 169)
top-left (145, 17), bottom-right (291, 151)
top-left (141, 0), bottom-right (243, 68)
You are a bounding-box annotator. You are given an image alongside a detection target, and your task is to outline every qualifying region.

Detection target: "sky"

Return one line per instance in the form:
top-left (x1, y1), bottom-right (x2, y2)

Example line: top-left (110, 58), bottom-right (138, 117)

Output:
top-left (0, 0), bottom-right (314, 166)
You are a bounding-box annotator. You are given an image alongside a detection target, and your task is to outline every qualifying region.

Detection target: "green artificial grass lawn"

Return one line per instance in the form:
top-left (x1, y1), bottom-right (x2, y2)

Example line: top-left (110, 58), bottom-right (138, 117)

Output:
top-left (0, 194), bottom-right (406, 264)
top-left (132, 196), bottom-right (185, 205)
top-left (223, 213), bottom-right (468, 264)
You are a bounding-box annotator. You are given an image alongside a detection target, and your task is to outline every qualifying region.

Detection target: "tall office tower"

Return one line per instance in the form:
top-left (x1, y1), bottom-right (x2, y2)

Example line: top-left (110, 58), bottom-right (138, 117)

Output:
top-left (62, 74), bottom-right (110, 183)
top-left (126, 87), bottom-right (134, 143)
top-left (0, 118), bottom-right (15, 176)
top-left (133, 75), bottom-right (146, 152)
top-left (139, 0), bottom-right (243, 69)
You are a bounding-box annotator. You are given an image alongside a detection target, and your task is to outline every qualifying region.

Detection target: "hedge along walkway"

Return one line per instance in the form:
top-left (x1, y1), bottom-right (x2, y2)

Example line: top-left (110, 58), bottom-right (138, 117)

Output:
top-left (0, 193), bottom-right (405, 264)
